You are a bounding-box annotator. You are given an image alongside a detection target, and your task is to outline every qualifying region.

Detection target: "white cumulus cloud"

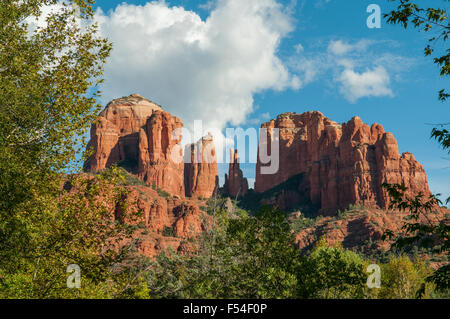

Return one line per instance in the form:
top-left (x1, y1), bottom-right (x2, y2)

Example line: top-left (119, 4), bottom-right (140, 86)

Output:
top-left (95, 0), bottom-right (300, 134)
top-left (290, 39), bottom-right (404, 102)
top-left (327, 39), bottom-right (373, 56)
top-left (338, 66), bottom-right (394, 103)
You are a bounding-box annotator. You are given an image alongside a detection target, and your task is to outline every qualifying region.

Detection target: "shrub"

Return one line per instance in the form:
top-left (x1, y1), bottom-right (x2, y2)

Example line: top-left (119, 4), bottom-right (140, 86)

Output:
top-left (162, 226), bottom-right (175, 237)
top-left (157, 188), bottom-right (171, 199)
top-left (289, 216), bottom-right (318, 232)
top-left (296, 239), bottom-right (367, 298)
top-left (377, 255), bottom-right (435, 299)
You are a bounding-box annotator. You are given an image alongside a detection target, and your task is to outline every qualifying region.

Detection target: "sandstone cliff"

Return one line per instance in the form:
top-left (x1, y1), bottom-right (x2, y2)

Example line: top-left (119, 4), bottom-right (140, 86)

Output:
top-left (111, 178), bottom-right (208, 258)
top-left (129, 186), bottom-right (206, 257)
top-left (84, 94), bottom-right (162, 173)
top-left (85, 94), bottom-right (184, 197)
top-left (137, 110), bottom-right (184, 196)
top-left (224, 149), bottom-right (249, 198)
top-left (184, 133), bottom-right (219, 198)
top-left (255, 111), bottom-right (430, 214)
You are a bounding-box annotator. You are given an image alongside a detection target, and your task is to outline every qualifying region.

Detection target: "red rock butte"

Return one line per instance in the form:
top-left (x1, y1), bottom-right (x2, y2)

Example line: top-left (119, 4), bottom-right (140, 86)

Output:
top-left (84, 94), bottom-right (218, 198)
top-left (255, 111), bottom-right (431, 214)
top-left (85, 96), bottom-right (431, 214)
top-left (224, 149), bottom-right (249, 198)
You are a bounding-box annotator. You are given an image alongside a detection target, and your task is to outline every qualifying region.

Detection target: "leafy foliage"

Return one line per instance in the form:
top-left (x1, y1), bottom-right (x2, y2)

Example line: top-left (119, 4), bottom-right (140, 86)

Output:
top-left (0, 1), bottom-right (147, 298)
top-left (0, 167), bottom-right (144, 298)
top-left (385, 0), bottom-right (449, 101)
top-left (382, 183), bottom-right (449, 294)
top-left (377, 256), bottom-right (435, 299)
top-left (383, 0), bottom-right (449, 296)
top-left (431, 127), bottom-right (450, 159)
top-left (162, 226), bottom-right (175, 237)
top-left (82, 195), bottom-right (445, 300)
top-left (156, 188), bottom-right (172, 199)
top-left (144, 206), bottom-right (300, 298)
top-left (143, 205), bottom-right (445, 299)
top-left (296, 238), bottom-right (368, 298)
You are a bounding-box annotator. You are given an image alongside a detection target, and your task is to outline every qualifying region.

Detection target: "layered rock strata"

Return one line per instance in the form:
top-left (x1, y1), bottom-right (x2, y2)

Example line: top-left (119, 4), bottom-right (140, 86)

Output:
top-left (255, 111), bottom-right (430, 213)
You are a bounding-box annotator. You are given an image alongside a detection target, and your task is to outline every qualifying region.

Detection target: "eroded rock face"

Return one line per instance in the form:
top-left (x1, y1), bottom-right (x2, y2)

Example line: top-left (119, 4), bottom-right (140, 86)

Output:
top-left (255, 111), bottom-right (431, 214)
top-left (117, 184), bottom-right (208, 258)
top-left (293, 206), bottom-right (448, 265)
top-left (84, 94), bottom-right (185, 197)
top-left (84, 94), bottom-right (163, 172)
top-left (137, 110), bottom-right (185, 196)
top-left (184, 134), bottom-right (219, 198)
top-left (224, 149), bottom-right (248, 198)
top-left (293, 208), bottom-right (408, 252)
top-left (64, 173), bottom-right (209, 259)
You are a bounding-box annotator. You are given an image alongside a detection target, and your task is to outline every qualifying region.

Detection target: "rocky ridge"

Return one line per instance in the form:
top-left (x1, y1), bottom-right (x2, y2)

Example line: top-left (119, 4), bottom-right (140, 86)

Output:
top-left (83, 95), bottom-right (440, 258)
top-left (255, 111), bottom-right (431, 214)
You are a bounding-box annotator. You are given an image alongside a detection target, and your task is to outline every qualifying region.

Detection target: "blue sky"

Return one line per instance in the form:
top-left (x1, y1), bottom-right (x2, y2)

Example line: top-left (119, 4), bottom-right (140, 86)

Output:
top-left (90, 0), bottom-right (450, 200)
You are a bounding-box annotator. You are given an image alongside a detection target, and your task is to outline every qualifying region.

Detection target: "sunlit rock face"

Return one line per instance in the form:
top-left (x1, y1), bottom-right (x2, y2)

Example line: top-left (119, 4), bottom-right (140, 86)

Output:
top-left (255, 111), bottom-right (431, 214)
top-left (184, 133), bottom-right (219, 198)
top-left (84, 94), bottom-right (185, 197)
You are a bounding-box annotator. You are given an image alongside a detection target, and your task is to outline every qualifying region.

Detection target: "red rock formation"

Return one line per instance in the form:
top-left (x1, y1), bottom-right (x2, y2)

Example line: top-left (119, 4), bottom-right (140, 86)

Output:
top-left (184, 133), bottom-right (219, 198)
top-left (63, 172), bottom-right (209, 259)
top-left (137, 110), bottom-right (184, 196)
top-left (255, 111), bottom-right (431, 214)
top-left (293, 206), bottom-right (448, 267)
top-left (84, 94), bottom-right (185, 197)
top-left (116, 184), bottom-right (208, 258)
top-left (84, 94), bottom-right (163, 172)
top-left (293, 208), bottom-right (409, 252)
top-left (224, 149), bottom-right (248, 198)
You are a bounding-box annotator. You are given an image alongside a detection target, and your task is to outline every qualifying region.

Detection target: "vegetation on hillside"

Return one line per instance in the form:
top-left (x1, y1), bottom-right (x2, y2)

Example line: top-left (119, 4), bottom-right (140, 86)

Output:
top-left (140, 203), bottom-right (447, 299)
top-left (0, 0), bottom-right (448, 299)
top-left (0, 0), bottom-right (145, 298)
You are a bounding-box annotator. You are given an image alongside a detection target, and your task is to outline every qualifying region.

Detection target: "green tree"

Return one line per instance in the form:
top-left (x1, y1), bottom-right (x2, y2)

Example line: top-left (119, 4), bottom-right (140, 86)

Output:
top-left (205, 206), bottom-right (299, 299)
top-left (381, 183), bottom-right (449, 295)
top-left (145, 206), bottom-right (300, 299)
top-left (377, 255), bottom-right (435, 299)
top-left (0, 167), bottom-right (148, 298)
top-left (0, 1), bottom-right (145, 298)
top-left (296, 238), bottom-right (367, 299)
